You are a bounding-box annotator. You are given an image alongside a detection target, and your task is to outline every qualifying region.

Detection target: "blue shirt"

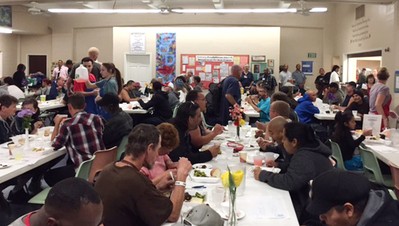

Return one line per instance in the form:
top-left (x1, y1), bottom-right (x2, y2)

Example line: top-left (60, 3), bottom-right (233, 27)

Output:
top-left (96, 77), bottom-right (118, 97)
top-left (257, 97), bottom-right (271, 123)
top-left (219, 76), bottom-right (241, 125)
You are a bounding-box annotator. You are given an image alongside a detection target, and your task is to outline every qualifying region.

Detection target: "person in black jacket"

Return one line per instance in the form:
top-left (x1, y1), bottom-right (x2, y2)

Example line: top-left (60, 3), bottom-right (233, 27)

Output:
top-left (331, 111), bottom-right (372, 171)
top-left (169, 102), bottom-right (219, 164)
top-left (138, 81), bottom-right (172, 125)
top-left (12, 64), bottom-right (27, 91)
top-left (307, 169), bottom-right (399, 226)
top-left (254, 122), bottom-right (333, 223)
top-left (97, 93), bottom-right (133, 148)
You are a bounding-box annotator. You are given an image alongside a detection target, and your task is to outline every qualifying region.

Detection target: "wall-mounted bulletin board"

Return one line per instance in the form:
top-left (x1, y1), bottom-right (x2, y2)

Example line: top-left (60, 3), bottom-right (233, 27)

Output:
top-left (180, 54), bottom-right (249, 88)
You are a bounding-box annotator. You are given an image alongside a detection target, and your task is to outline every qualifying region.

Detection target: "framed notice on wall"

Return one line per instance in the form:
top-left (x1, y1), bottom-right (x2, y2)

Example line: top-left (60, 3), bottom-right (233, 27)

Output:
top-left (302, 61), bottom-right (313, 75)
top-left (395, 70), bottom-right (399, 93)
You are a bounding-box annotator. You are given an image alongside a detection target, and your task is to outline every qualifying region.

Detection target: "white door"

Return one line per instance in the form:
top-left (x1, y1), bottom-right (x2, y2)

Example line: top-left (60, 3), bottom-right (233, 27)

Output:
top-left (124, 53), bottom-right (152, 85)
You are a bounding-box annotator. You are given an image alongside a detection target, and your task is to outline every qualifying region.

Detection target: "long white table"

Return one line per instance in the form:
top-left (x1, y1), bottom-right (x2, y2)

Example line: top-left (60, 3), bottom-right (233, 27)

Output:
top-left (120, 101), bottom-right (148, 114)
top-left (314, 113), bottom-right (361, 121)
top-left (164, 132), bottom-right (299, 226)
top-left (0, 136), bottom-right (66, 183)
top-left (364, 142), bottom-right (399, 167)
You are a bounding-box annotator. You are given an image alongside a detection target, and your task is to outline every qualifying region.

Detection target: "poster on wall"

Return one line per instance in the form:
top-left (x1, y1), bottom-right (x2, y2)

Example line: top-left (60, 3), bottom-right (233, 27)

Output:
top-left (395, 70), bottom-right (399, 93)
top-left (302, 61), bottom-right (313, 75)
top-left (156, 33), bottom-right (176, 83)
top-left (130, 33), bottom-right (146, 53)
top-left (0, 6), bottom-right (12, 27)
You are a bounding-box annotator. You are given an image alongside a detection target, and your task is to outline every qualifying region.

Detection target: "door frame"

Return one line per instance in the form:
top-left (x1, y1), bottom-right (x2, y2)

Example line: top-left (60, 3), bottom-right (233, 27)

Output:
top-left (27, 54), bottom-right (48, 77)
top-left (124, 52), bottom-right (153, 84)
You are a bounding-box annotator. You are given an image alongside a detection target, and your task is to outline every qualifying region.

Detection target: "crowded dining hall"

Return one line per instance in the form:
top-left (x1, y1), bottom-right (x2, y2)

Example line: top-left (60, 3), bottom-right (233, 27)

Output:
top-left (1, 0), bottom-right (399, 226)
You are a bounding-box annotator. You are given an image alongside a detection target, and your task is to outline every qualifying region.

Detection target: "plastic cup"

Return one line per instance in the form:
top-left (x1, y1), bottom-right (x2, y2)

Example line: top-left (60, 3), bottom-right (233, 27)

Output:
top-left (239, 151), bottom-right (247, 163)
top-left (40, 95), bottom-right (46, 102)
top-left (262, 152), bottom-right (278, 162)
top-left (352, 110), bottom-right (358, 116)
top-left (253, 155), bottom-right (264, 167)
top-left (7, 143), bottom-right (16, 156)
top-left (211, 187), bottom-right (225, 209)
top-left (13, 147), bottom-right (24, 160)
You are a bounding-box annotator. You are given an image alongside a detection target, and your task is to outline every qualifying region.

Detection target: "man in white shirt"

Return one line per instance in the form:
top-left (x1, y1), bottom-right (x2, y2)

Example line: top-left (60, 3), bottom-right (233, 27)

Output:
top-left (52, 60), bottom-right (69, 80)
top-left (279, 64), bottom-right (292, 88)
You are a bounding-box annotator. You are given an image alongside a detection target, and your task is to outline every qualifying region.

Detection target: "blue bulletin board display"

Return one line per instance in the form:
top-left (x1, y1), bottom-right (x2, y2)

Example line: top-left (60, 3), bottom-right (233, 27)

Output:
top-left (395, 70), bottom-right (399, 93)
top-left (302, 61), bottom-right (313, 75)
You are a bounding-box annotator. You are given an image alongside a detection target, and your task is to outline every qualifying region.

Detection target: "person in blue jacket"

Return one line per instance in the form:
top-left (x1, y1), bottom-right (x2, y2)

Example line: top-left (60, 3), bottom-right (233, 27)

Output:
top-left (295, 90), bottom-right (320, 124)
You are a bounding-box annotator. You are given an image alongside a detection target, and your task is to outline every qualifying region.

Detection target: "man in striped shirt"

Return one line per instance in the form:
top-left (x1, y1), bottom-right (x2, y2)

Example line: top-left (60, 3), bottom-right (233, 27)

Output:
top-left (45, 93), bottom-right (104, 186)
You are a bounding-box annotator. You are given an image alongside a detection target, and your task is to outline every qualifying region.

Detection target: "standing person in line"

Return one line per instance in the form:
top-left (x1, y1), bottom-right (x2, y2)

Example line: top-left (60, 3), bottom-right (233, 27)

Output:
top-left (292, 64), bottom-right (307, 95)
top-left (314, 68), bottom-right (326, 99)
top-left (365, 74), bottom-right (376, 96)
top-left (12, 64), bottom-right (27, 92)
top-left (357, 68), bottom-right (367, 85)
top-left (219, 65), bottom-right (242, 125)
top-left (240, 64), bottom-right (254, 91)
top-left (85, 63), bottom-right (123, 120)
top-left (52, 60), bottom-right (69, 81)
top-left (329, 65), bottom-right (341, 86)
top-left (279, 64), bottom-right (292, 88)
top-left (369, 67), bottom-right (392, 130)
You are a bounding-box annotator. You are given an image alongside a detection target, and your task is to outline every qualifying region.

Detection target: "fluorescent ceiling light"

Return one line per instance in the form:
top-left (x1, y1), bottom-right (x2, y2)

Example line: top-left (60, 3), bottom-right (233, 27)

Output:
top-left (310, 7), bottom-right (328, 13)
top-left (47, 8), bottom-right (330, 14)
top-left (48, 9), bottom-right (160, 13)
top-left (0, 27), bottom-right (12, 34)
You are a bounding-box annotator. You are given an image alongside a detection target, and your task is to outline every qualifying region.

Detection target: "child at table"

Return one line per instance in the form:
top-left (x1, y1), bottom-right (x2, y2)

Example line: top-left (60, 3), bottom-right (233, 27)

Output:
top-left (14, 98), bottom-right (43, 134)
top-left (331, 111), bottom-right (371, 170)
top-left (140, 123), bottom-right (179, 190)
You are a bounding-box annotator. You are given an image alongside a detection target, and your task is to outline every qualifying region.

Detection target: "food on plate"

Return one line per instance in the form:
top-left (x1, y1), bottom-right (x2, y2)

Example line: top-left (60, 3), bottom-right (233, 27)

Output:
top-left (210, 168), bottom-right (221, 177)
top-left (194, 164), bottom-right (208, 169)
top-left (32, 147), bottom-right (45, 152)
top-left (194, 170), bottom-right (207, 177)
top-left (184, 192), bottom-right (206, 203)
top-left (44, 128), bottom-right (51, 137)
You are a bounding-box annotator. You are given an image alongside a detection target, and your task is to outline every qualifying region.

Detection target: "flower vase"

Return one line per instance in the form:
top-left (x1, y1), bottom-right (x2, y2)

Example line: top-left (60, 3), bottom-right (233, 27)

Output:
top-left (24, 128), bottom-right (30, 149)
top-left (227, 188), bottom-right (237, 226)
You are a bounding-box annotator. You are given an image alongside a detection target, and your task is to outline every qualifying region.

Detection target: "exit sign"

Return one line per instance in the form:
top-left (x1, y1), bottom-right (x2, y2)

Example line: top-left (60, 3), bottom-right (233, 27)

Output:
top-left (308, 53), bottom-right (317, 58)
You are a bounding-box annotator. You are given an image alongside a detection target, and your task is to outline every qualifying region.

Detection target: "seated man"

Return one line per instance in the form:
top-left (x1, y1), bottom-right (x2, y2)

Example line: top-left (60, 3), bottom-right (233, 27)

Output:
top-left (45, 93), bottom-right (105, 186)
top-left (164, 82), bottom-right (179, 111)
top-left (0, 94), bottom-right (18, 143)
top-left (259, 116), bottom-right (292, 172)
top-left (120, 80), bottom-right (140, 103)
top-left (307, 169), bottom-right (399, 226)
top-left (9, 177), bottom-right (103, 226)
top-left (255, 100), bottom-right (292, 138)
top-left (341, 81), bottom-right (356, 107)
top-left (98, 93), bottom-right (133, 148)
top-left (95, 124), bottom-right (192, 225)
top-left (186, 90), bottom-right (224, 149)
top-left (47, 76), bottom-right (66, 100)
top-left (295, 90), bottom-right (320, 124)
top-left (322, 82), bottom-right (344, 105)
top-left (245, 81), bottom-right (271, 123)
top-left (138, 81), bottom-right (173, 125)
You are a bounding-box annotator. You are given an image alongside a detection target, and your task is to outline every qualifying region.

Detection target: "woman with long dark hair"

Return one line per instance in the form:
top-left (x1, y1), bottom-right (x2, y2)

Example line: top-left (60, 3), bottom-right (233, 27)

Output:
top-left (169, 102), bottom-right (219, 164)
top-left (332, 111), bottom-right (371, 170)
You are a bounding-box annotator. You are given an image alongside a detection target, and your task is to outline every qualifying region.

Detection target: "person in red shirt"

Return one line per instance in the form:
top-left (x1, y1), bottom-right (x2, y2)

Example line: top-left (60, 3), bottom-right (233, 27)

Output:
top-left (73, 57), bottom-right (98, 114)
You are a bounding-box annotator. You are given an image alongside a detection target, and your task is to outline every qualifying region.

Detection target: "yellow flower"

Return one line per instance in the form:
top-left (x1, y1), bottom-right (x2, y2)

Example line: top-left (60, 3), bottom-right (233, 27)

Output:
top-left (239, 119), bottom-right (246, 126)
top-left (221, 170), bottom-right (244, 188)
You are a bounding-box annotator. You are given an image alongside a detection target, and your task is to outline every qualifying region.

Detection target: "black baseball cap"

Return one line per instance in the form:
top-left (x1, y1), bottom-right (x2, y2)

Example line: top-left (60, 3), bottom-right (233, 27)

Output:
top-left (96, 93), bottom-right (120, 107)
top-left (306, 169), bottom-right (371, 215)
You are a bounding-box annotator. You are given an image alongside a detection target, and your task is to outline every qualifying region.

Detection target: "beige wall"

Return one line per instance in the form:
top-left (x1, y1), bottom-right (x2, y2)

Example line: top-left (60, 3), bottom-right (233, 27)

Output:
top-left (0, 34), bottom-right (19, 77)
top-left (113, 27), bottom-right (280, 80)
top-left (333, 3), bottom-right (398, 108)
top-left (19, 34), bottom-right (52, 75)
top-left (280, 27), bottom-right (324, 91)
top-left (74, 27), bottom-right (113, 64)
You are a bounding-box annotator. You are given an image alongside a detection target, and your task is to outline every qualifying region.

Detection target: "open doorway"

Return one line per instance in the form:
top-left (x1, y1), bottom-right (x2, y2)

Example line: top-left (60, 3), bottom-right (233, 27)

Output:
top-left (345, 50), bottom-right (382, 83)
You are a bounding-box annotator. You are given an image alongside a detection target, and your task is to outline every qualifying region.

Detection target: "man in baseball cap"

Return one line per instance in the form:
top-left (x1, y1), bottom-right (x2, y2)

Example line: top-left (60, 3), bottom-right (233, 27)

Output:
top-left (307, 169), bottom-right (399, 226)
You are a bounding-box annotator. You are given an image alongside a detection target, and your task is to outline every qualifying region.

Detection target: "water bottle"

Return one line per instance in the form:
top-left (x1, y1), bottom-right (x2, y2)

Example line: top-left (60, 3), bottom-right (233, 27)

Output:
top-left (75, 64), bottom-right (88, 82)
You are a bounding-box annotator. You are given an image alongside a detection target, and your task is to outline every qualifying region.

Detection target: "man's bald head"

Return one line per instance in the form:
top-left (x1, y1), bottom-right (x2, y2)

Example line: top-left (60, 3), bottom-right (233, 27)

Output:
top-left (268, 116), bottom-right (288, 143)
top-left (306, 90), bottom-right (317, 102)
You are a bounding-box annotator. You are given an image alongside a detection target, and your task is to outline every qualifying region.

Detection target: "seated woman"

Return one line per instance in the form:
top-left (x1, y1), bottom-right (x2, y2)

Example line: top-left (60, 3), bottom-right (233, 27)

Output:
top-left (345, 89), bottom-right (369, 129)
top-left (120, 80), bottom-right (140, 103)
top-left (332, 111), bottom-right (372, 171)
top-left (14, 98), bottom-right (43, 134)
top-left (141, 123), bottom-right (179, 190)
top-left (169, 102), bottom-right (220, 164)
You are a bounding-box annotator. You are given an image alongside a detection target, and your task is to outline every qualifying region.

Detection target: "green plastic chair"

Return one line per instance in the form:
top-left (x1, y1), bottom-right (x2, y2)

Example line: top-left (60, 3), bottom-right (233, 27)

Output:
top-left (328, 139), bottom-right (347, 171)
top-left (358, 145), bottom-right (393, 188)
top-left (116, 135), bottom-right (129, 161)
top-left (28, 157), bottom-right (95, 205)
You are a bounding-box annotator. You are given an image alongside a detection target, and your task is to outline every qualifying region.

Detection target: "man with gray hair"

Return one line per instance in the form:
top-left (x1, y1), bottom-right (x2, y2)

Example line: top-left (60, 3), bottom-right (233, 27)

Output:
top-left (219, 64), bottom-right (242, 125)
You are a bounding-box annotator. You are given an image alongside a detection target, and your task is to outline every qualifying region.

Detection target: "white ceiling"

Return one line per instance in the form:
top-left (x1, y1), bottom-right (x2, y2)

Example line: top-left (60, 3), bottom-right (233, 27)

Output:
top-left (0, 0), bottom-right (396, 12)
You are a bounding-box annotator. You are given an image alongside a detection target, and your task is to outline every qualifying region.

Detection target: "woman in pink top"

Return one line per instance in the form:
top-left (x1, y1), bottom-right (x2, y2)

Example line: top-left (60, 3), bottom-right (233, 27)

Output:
top-left (141, 123), bottom-right (179, 190)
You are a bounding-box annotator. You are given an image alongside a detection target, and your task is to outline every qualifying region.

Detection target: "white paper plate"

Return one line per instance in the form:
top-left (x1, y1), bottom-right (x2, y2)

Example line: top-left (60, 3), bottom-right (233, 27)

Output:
top-left (0, 164), bottom-right (11, 169)
top-left (220, 209), bottom-right (246, 220)
top-left (190, 169), bottom-right (220, 183)
top-left (192, 163), bottom-right (213, 170)
top-left (260, 166), bottom-right (281, 174)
